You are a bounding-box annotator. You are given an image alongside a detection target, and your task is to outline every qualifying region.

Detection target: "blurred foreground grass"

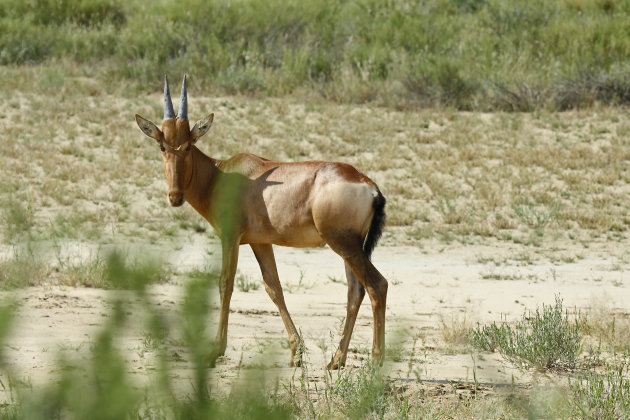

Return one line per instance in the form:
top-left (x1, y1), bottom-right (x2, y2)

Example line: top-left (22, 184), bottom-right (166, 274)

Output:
top-left (0, 250), bottom-right (292, 419)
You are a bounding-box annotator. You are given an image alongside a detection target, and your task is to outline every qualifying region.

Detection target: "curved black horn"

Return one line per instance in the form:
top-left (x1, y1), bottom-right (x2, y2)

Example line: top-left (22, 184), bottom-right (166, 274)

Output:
top-left (164, 75), bottom-right (175, 120)
top-left (177, 74), bottom-right (188, 120)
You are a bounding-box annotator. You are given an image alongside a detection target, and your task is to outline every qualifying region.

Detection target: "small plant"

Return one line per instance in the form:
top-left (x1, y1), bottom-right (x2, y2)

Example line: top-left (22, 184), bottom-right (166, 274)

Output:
top-left (236, 274), bottom-right (260, 293)
top-left (327, 362), bottom-right (393, 419)
top-left (185, 266), bottom-right (220, 286)
top-left (286, 270), bottom-right (312, 293)
top-left (141, 333), bottom-right (162, 353)
top-left (1, 198), bottom-right (34, 243)
top-left (327, 275), bottom-right (346, 286)
top-left (580, 301), bottom-right (630, 354)
top-left (58, 255), bottom-right (108, 288)
top-left (0, 248), bottom-right (48, 289)
top-left (470, 296), bottom-right (582, 370)
top-left (438, 198), bottom-right (464, 225)
top-left (440, 313), bottom-right (472, 349)
top-left (513, 203), bottom-right (558, 229)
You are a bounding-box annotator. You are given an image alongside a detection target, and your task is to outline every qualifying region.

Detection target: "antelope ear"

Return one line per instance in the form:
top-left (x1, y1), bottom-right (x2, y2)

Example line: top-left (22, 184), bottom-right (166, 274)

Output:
top-left (190, 113), bottom-right (214, 142)
top-left (135, 114), bottom-right (162, 142)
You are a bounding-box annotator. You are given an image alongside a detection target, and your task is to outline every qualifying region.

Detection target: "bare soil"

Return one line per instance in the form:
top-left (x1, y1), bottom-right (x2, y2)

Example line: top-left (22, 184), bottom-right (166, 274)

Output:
top-left (2, 237), bottom-right (628, 401)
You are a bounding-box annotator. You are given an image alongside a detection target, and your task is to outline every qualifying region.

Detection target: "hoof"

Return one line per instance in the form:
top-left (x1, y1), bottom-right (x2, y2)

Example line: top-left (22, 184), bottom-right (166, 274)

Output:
top-left (209, 343), bottom-right (226, 367)
top-left (326, 359), bottom-right (344, 370)
top-left (327, 349), bottom-right (345, 370)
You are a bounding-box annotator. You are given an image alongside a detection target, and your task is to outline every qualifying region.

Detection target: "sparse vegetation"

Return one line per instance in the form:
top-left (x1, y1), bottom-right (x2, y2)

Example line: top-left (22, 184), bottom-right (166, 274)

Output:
top-left (471, 296), bottom-right (582, 371)
top-left (1, 198), bottom-right (34, 243)
top-left (579, 298), bottom-right (630, 354)
top-left (439, 313), bottom-right (472, 349)
top-left (2, 83), bottom-right (630, 246)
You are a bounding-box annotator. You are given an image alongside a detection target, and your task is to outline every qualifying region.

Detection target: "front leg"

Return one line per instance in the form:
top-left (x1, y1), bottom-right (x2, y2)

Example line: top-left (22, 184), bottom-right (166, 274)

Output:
top-left (251, 243), bottom-right (302, 367)
top-left (215, 236), bottom-right (240, 357)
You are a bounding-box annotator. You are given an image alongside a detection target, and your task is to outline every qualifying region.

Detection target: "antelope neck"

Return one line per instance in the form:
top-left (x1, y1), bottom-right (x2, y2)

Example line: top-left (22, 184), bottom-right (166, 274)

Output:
top-left (182, 147), bottom-right (218, 217)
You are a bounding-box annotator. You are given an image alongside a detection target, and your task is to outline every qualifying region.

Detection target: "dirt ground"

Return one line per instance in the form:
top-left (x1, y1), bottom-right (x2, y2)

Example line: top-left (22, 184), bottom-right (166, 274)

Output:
top-left (2, 236), bottom-right (628, 401)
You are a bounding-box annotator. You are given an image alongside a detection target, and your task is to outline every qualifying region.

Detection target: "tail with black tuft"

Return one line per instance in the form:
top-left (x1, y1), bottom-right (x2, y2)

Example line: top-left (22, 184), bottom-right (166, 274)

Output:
top-left (363, 190), bottom-right (386, 260)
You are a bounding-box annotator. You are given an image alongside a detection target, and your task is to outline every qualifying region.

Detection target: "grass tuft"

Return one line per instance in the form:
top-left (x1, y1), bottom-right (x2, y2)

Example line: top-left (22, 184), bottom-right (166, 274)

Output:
top-left (1, 198), bottom-right (34, 243)
top-left (0, 248), bottom-right (48, 289)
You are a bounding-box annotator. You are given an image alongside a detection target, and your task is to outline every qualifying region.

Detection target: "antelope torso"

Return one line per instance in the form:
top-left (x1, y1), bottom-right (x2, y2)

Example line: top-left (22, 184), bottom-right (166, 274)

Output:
top-left (190, 152), bottom-right (378, 248)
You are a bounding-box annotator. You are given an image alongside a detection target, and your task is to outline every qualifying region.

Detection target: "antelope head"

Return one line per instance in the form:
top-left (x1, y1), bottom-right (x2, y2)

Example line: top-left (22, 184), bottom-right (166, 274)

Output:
top-left (135, 75), bottom-right (214, 207)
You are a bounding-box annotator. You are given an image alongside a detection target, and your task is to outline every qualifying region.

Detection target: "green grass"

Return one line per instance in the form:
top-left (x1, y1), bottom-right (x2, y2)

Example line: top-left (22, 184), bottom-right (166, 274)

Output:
top-left (0, 248), bottom-right (48, 289)
top-left (235, 273), bottom-right (260, 293)
top-left (1, 0), bottom-right (630, 109)
top-left (1, 198), bottom-right (34, 244)
top-left (570, 361), bottom-right (630, 418)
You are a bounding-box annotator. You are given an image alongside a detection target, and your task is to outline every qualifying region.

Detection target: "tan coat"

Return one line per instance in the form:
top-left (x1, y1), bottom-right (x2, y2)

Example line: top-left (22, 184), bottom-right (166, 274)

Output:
top-left (135, 76), bottom-right (387, 368)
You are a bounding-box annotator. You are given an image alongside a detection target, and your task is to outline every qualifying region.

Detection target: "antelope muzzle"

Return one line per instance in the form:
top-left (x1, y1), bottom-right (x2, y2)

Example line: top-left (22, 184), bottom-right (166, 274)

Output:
top-left (168, 190), bottom-right (184, 207)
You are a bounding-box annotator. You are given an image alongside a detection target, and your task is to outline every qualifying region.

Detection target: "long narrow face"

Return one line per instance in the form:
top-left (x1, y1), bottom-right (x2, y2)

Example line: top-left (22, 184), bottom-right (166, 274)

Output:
top-left (160, 118), bottom-right (194, 206)
top-left (135, 75), bottom-right (214, 207)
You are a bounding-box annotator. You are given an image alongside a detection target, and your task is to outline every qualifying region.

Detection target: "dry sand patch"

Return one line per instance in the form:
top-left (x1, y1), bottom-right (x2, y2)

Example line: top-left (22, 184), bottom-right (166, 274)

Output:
top-left (1, 239), bottom-right (628, 401)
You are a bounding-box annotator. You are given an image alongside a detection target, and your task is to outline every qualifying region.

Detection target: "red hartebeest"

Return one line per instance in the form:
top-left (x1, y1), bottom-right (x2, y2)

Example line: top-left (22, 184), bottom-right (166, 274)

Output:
top-left (135, 76), bottom-right (387, 369)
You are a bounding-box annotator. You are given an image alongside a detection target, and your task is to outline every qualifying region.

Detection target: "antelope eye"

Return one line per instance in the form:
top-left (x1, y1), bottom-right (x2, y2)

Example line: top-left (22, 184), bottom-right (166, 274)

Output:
top-left (160, 146), bottom-right (166, 152)
top-left (185, 145), bottom-right (191, 152)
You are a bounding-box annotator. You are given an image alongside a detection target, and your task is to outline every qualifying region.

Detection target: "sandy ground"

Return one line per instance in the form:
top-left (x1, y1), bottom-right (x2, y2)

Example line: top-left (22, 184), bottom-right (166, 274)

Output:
top-left (1, 237), bottom-right (628, 401)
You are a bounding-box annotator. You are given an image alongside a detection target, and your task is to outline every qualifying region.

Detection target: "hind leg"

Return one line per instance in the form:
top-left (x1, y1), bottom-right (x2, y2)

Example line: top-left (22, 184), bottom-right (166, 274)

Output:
top-left (346, 252), bottom-right (387, 364)
top-left (324, 234), bottom-right (388, 367)
top-left (328, 263), bottom-right (365, 370)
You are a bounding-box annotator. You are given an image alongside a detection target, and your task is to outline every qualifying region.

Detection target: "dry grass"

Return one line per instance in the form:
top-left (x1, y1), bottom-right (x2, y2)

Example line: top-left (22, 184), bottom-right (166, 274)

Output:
top-left (0, 248), bottom-right (49, 289)
top-left (581, 296), bottom-right (630, 354)
top-left (439, 313), bottom-right (472, 350)
top-left (2, 70), bottom-right (630, 255)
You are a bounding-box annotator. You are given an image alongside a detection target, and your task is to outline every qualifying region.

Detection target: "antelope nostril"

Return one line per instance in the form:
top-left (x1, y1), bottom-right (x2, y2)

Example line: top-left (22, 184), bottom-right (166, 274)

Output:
top-left (168, 192), bottom-right (184, 206)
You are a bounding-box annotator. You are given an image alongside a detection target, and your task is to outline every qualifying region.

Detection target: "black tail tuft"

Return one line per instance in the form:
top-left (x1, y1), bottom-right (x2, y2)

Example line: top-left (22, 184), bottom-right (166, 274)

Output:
top-left (363, 190), bottom-right (386, 260)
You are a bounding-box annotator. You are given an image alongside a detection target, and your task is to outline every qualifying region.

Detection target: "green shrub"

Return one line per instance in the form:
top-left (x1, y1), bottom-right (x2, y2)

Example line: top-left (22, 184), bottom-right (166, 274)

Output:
top-left (1, 198), bottom-right (34, 243)
top-left (0, 0), bottom-right (126, 27)
top-left (2, 0), bottom-right (630, 108)
top-left (471, 296), bottom-right (582, 370)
